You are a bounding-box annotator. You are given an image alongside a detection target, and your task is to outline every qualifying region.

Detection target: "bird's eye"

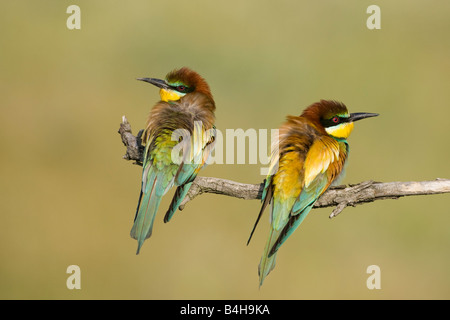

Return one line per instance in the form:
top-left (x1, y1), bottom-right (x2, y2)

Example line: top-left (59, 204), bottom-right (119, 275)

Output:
top-left (332, 117), bottom-right (340, 124)
top-left (177, 85), bottom-right (186, 92)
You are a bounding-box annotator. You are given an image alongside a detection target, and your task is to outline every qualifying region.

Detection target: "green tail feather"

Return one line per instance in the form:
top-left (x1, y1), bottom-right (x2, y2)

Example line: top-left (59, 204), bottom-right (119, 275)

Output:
top-left (257, 204), bottom-right (315, 286)
top-left (258, 227), bottom-right (281, 287)
top-left (269, 203), bottom-right (314, 257)
top-left (164, 182), bottom-right (193, 223)
top-left (130, 178), bottom-right (162, 254)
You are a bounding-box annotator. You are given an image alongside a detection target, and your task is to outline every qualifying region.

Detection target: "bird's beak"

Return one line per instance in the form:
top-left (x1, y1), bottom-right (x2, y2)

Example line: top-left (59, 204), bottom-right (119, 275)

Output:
top-left (137, 77), bottom-right (170, 90)
top-left (349, 112), bottom-right (379, 122)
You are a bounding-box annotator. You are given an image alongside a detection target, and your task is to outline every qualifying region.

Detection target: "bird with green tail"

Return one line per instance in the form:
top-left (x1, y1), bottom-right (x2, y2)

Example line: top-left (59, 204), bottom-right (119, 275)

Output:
top-left (247, 100), bottom-right (378, 286)
top-left (131, 67), bottom-right (216, 254)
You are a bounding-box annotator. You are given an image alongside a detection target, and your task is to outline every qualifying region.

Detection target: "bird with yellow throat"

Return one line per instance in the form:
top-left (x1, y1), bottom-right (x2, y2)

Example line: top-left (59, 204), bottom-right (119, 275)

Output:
top-left (131, 67), bottom-right (216, 254)
top-left (247, 100), bottom-right (378, 286)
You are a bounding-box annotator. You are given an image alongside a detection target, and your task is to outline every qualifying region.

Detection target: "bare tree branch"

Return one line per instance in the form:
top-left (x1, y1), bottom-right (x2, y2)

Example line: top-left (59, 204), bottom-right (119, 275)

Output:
top-left (118, 115), bottom-right (144, 166)
top-left (119, 116), bottom-right (450, 218)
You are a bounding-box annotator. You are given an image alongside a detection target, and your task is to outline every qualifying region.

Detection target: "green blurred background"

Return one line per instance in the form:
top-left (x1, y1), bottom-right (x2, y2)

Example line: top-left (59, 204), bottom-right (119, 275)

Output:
top-left (1, 0), bottom-right (449, 299)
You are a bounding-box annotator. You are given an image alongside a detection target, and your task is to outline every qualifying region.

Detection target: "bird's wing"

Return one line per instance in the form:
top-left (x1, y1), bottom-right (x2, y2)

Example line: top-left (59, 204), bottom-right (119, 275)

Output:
top-left (269, 136), bottom-right (345, 256)
top-left (164, 122), bottom-right (216, 222)
top-left (303, 136), bottom-right (341, 189)
top-left (291, 136), bottom-right (341, 214)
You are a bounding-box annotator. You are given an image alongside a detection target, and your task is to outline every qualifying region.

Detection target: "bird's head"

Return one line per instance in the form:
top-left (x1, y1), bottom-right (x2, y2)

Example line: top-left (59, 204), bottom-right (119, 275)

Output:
top-left (302, 100), bottom-right (379, 139)
top-left (137, 67), bottom-right (213, 104)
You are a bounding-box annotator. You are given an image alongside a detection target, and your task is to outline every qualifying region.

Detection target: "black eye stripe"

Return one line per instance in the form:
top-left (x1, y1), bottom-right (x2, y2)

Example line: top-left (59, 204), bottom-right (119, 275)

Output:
top-left (169, 85), bottom-right (194, 93)
top-left (320, 116), bottom-right (350, 128)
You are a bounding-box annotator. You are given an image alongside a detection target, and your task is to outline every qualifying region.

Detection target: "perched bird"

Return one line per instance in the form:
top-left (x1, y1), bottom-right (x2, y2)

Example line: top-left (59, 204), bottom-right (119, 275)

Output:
top-left (247, 100), bottom-right (378, 286)
top-left (131, 67), bottom-right (216, 254)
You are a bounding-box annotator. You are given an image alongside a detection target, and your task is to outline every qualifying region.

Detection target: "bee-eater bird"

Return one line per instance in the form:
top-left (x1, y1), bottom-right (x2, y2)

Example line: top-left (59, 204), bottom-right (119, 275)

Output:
top-left (131, 67), bottom-right (216, 254)
top-left (247, 100), bottom-right (378, 286)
